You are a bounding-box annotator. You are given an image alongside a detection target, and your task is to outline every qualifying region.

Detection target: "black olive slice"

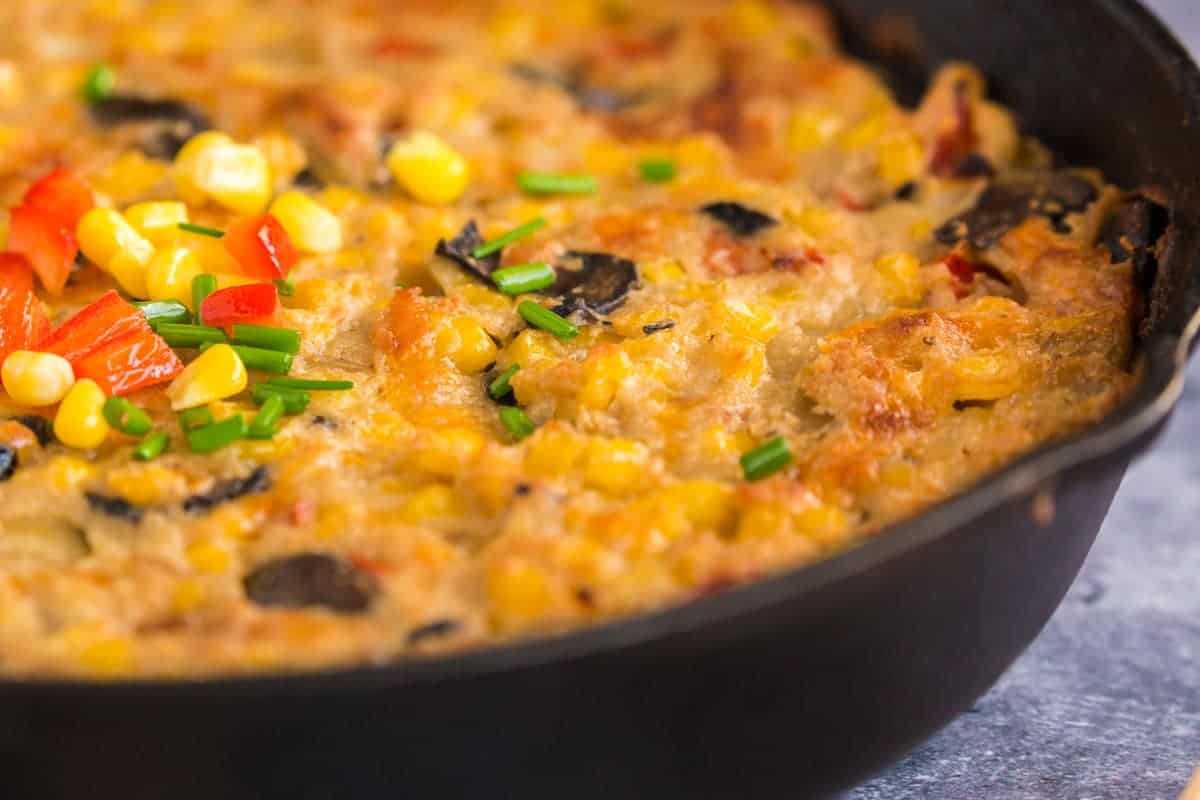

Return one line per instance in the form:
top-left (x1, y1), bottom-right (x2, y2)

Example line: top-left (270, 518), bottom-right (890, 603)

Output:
top-left (406, 618), bottom-right (461, 646)
top-left (182, 466), bottom-right (271, 514)
top-left (699, 201), bottom-right (778, 237)
top-left (0, 446), bottom-right (16, 482)
top-left (85, 492), bottom-right (144, 524)
top-left (10, 415), bottom-right (52, 446)
top-left (244, 553), bottom-right (378, 613)
top-left (1099, 195), bottom-right (1170, 293)
top-left (550, 251), bottom-right (638, 316)
top-left (935, 172), bottom-right (1098, 249)
top-left (434, 220), bottom-right (500, 281)
top-left (510, 63), bottom-right (647, 112)
top-left (89, 94), bottom-right (213, 160)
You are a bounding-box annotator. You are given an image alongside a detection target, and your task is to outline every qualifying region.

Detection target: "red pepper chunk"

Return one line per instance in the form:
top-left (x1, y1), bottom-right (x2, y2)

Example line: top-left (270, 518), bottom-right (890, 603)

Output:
top-left (37, 289), bottom-right (152, 365)
top-left (74, 329), bottom-right (183, 396)
top-left (22, 168), bottom-right (95, 229)
top-left (223, 214), bottom-right (298, 280)
top-left (200, 283), bottom-right (278, 334)
top-left (6, 169), bottom-right (95, 295)
top-left (0, 253), bottom-right (50, 362)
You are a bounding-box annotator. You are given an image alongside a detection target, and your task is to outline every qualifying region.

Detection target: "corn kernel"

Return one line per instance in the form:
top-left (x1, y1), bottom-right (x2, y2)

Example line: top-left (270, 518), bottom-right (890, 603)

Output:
top-left (719, 299), bottom-right (778, 342)
top-left (641, 258), bottom-right (687, 285)
top-left (269, 191), bottom-right (343, 254)
top-left (78, 638), bottom-right (134, 677)
top-left (487, 8), bottom-right (539, 52)
top-left (583, 139), bottom-right (633, 177)
top-left (196, 142), bottom-right (273, 214)
top-left (90, 151), bottom-right (168, 204)
top-left (386, 131), bottom-right (471, 206)
top-left (145, 246), bottom-right (204, 307)
top-left (186, 539), bottom-right (231, 573)
top-left (434, 316), bottom-right (498, 374)
top-left (107, 248), bottom-right (151, 298)
top-left (583, 437), bottom-right (649, 495)
top-left (729, 0), bottom-right (774, 37)
top-left (788, 106), bottom-right (845, 152)
top-left (737, 504), bottom-right (790, 540)
top-left (43, 456), bottom-right (95, 491)
top-left (487, 559), bottom-right (551, 625)
top-left (2, 351), bottom-right (74, 406)
top-left (165, 344), bottom-right (248, 410)
top-left (123, 201), bottom-right (188, 246)
top-left (193, 234), bottom-right (244, 274)
top-left (840, 112), bottom-right (887, 150)
top-left (579, 348), bottom-right (632, 410)
top-left (400, 484), bottom-right (457, 523)
top-left (172, 131), bottom-right (233, 205)
top-left (795, 505), bottom-right (851, 548)
top-left (876, 132), bottom-right (925, 188)
top-left (171, 579), bottom-right (206, 614)
top-left (77, 208), bottom-right (155, 291)
top-left (671, 480), bottom-right (735, 529)
top-left (416, 427), bottom-right (484, 477)
top-left (107, 464), bottom-right (185, 506)
top-left (875, 252), bottom-right (923, 305)
top-left (54, 379), bottom-right (110, 449)
top-left (502, 328), bottom-right (560, 368)
top-left (954, 353), bottom-right (1021, 401)
top-left (525, 426), bottom-right (584, 477)
top-left (252, 130), bottom-right (308, 186)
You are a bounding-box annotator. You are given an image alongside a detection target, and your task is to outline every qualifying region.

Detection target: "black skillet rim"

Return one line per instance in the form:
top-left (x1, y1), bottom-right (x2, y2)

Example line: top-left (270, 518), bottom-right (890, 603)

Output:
top-left (3, 0), bottom-right (1198, 697)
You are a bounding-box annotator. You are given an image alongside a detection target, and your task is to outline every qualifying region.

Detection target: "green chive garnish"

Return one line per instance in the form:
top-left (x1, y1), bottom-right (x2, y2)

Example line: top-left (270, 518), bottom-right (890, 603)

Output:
top-left (247, 394), bottom-right (285, 440)
top-left (232, 324), bottom-right (300, 354)
top-left (739, 436), bottom-right (793, 481)
top-left (186, 416), bottom-right (247, 454)
top-left (472, 217), bottom-right (547, 258)
top-left (638, 158), bottom-right (676, 183)
top-left (252, 384), bottom-right (311, 414)
top-left (82, 64), bottom-right (116, 104)
top-left (192, 274), bottom-right (218, 319)
top-left (517, 172), bottom-right (597, 196)
top-left (157, 322), bottom-right (227, 349)
top-left (179, 222), bottom-right (225, 238)
top-left (133, 431), bottom-right (170, 462)
top-left (517, 300), bottom-right (578, 339)
top-left (492, 262), bottom-right (556, 296)
top-left (488, 364), bottom-right (520, 400)
top-left (498, 406), bottom-right (536, 441)
top-left (273, 279), bottom-right (296, 297)
top-left (200, 342), bottom-right (292, 374)
top-left (265, 377), bottom-right (354, 391)
top-left (135, 300), bottom-right (191, 326)
top-left (178, 406), bottom-right (214, 432)
top-left (102, 397), bottom-right (152, 436)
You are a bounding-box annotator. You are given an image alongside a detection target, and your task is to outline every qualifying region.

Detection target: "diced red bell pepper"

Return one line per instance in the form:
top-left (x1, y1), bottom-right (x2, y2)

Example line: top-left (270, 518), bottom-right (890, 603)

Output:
top-left (74, 329), bottom-right (183, 396)
top-left (6, 203), bottom-right (79, 295)
top-left (200, 283), bottom-right (278, 334)
top-left (0, 253), bottom-right (50, 362)
top-left (22, 168), bottom-right (95, 230)
top-left (223, 214), bottom-right (298, 280)
top-left (36, 289), bottom-right (152, 365)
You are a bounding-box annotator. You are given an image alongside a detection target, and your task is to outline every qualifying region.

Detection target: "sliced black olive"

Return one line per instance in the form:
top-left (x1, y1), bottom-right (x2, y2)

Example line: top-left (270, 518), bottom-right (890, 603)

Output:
top-left (550, 251), bottom-right (638, 316)
top-left (243, 553), bottom-right (378, 614)
top-left (699, 201), bottom-right (778, 237)
top-left (85, 492), bottom-right (144, 524)
top-left (182, 466), bottom-right (271, 514)
top-left (309, 415), bottom-right (338, 430)
top-left (293, 167), bottom-right (325, 189)
top-left (894, 181), bottom-right (919, 201)
top-left (935, 172), bottom-right (1098, 249)
top-left (950, 154), bottom-right (995, 179)
top-left (10, 415), bottom-right (53, 446)
top-left (1099, 195), bottom-right (1169, 293)
top-left (406, 618), bottom-right (461, 646)
top-left (89, 95), bottom-right (212, 160)
top-left (642, 319), bottom-right (676, 335)
top-left (510, 62), bottom-right (647, 112)
top-left (0, 446), bottom-right (16, 482)
top-left (434, 220), bottom-right (500, 281)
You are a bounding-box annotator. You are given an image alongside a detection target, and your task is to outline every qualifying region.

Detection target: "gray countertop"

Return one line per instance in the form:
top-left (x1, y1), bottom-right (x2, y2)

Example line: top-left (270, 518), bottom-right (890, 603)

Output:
top-left (850, 3), bottom-right (1200, 796)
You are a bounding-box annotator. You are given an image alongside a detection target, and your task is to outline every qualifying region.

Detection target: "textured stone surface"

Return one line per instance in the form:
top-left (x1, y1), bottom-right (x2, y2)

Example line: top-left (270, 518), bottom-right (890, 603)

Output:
top-left (849, 5), bottom-right (1200, 796)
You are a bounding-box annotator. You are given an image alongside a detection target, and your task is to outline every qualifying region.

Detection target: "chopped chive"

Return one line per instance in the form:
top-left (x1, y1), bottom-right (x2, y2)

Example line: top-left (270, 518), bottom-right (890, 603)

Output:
top-left (472, 217), bottom-right (547, 258)
top-left (265, 377), bottom-right (354, 391)
top-left (273, 279), bottom-right (296, 297)
top-left (498, 406), bottom-right (536, 441)
top-left (200, 342), bottom-right (293, 374)
top-left (178, 405), bottom-right (214, 432)
top-left (186, 416), bottom-right (247, 454)
top-left (488, 364), bottom-right (520, 400)
top-left (156, 322), bottom-right (227, 349)
top-left (232, 324), bottom-right (300, 354)
top-left (638, 158), bottom-right (676, 183)
top-left (252, 384), bottom-right (311, 414)
top-left (82, 64), bottom-right (116, 104)
top-left (492, 262), bottom-right (556, 296)
top-left (517, 300), bottom-right (578, 339)
top-left (739, 436), bottom-right (793, 481)
top-left (247, 394), bottom-right (285, 439)
top-left (102, 397), bottom-right (153, 436)
top-left (517, 172), bottom-right (597, 196)
top-left (135, 299), bottom-right (191, 326)
top-left (133, 431), bottom-right (170, 461)
top-left (192, 273), bottom-right (218, 319)
top-left (179, 222), bottom-right (225, 238)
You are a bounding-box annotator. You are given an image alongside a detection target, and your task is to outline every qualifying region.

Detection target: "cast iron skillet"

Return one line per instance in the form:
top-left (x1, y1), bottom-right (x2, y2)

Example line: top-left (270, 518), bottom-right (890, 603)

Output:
top-left (2, 2), bottom-right (1199, 798)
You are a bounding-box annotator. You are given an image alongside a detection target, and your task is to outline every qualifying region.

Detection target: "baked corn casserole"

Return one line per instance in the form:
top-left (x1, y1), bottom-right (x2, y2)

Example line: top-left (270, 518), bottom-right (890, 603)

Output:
top-left (0, 0), bottom-right (1156, 677)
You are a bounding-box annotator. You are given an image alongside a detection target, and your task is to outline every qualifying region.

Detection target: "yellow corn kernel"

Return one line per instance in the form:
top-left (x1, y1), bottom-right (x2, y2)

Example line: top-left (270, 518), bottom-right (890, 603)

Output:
top-left (386, 131), bottom-right (470, 206)
top-left (954, 353), bottom-right (1021, 401)
top-left (165, 344), bottom-right (248, 410)
top-left (269, 191), bottom-right (343, 254)
top-left (400, 484), bottom-right (457, 523)
top-left (172, 131), bottom-right (232, 205)
top-left (315, 504), bottom-right (349, 539)
top-left (583, 437), bottom-right (649, 495)
top-left (190, 234), bottom-right (243, 275)
top-left (171, 578), bottom-right (206, 614)
top-left (875, 252), bottom-right (923, 305)
top-left (641, 258), bottom-right (686, 285)
top-left (416, 427), bottom-right (485, 477)
top-left (790, 205), bottom-right (836, 239)
top-left (794, 505), bottom-right (851, 548)
top-left (145, 246), bottom-right (203, 307)
top-left (292, 278), bottom-right (336, 311)
top-left (736, 504), bottom-right (790, 540)
top-left (788, 106), bottom-right (845, 152)
top-left (186, 539), bottom-right (231, 573)
top-left (123, 201), bottom-right (188, 246)
top-left (106, 464), bottom-right (185, 506)
top-left (107, 248), bottom-right (151, 298)
top-left (700, 424), bottom-right (757, 459)
top-left (583, 139), bottom-right (633, 177)
top-left (54, 379), bottom-right (110, 450)
top-left (908, 219), bottom-right (933, 240)
top-left (880, 460), bottom-right (916, 488)
top-left (717, 337), bottom-right (767, 384)
top-left (434, 316), bottom-right (498, 374)
top-left (671, 480), bottom-right (736, 529)
top-left (90, 151), bottom-right (168, 204)
top-left (525, 426), bottom-right (585, 478)
top-left (719, 299), bottom-right (778, 343)
top-left (840, 112), bottom-right (887, 150)
top-left (0, 62), bottom-right (21, 109)
top-left (487, 7), bottom-right (539, 52)
top-left (214, 273), bottom-right (264, 291)
top-left (877, 132), bottom-right (925, 188)
top-left (487, 559), bottom-right (551, 625)
top-left (76, 208), bottom-right (156, 288)
top-left (2, 351), bottom-right (74, 406)
top-left (175, 132), bottom-right (271, 213)
top-left (501, 328), bottom-right (561, 370)
top-left (729, 0), bottom-right (774, 37)
top-left (78, 637), bottom-right (134, 677)
top-left (43, 456), bottom-right (95, 491)
top-left (252, 130), bottom-right (308, 186)
top-left (579, 348), bottom-right (632, 410)
top-left (455, 282), bottom-right (512, 313)
top-left (675, 134), bottom-right (725, 173)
